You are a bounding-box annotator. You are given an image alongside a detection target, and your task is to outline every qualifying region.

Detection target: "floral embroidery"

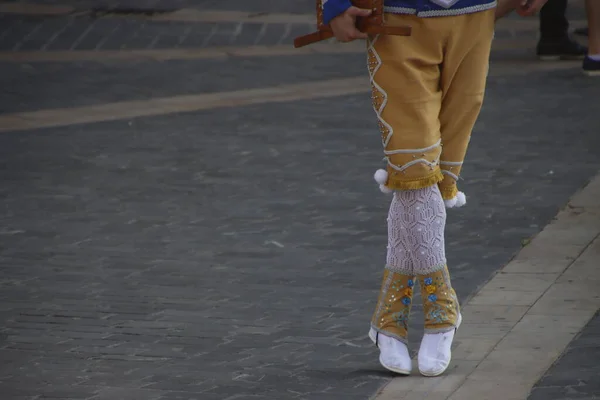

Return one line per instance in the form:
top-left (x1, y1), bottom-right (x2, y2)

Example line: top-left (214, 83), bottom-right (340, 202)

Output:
top-left (419, 267), bottom-right (459, 330)
top-left (408, 279), bottom-right (414, 287)
top-left (404, 287), bottom-right (413, 297)
top-left (401, 297), bottom-right (411, 306)
top-left (426, 303), bottom-right (449, 324)
top-left (392, 307), bottom-right (410, 330)
top-left (391, 279), bottom-right (405, 292)
top-left (383, 301), bottom-right (392, 315)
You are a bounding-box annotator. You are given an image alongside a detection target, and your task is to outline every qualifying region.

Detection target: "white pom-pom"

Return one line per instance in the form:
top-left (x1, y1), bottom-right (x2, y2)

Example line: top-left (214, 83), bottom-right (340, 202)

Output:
top-left (374, 169), bottom-right (388, 185)
top-left (444, 192), bottom-right (467, 209)
top-left (455, 191), bottom-right (467, 208)
top-left (444, 197), bottom-right (457, 209)
top-left (379, 184), bottom-right (393, 194)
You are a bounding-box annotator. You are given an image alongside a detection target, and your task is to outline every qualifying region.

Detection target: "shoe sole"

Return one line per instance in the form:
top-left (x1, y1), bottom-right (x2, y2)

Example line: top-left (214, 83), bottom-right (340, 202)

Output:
top-left (368, 328), bottom-right (378, 345)
top-left (538, 55), bottom-right (585, 61)
top-left (419, 368), bottom-right (446, 377)
top-left (379, 358), bottom-right (411, 375)
top-left (369, 329), bottom-right (412, 376)
top-left (418, 313), bottom-right (463, 378)
top-left (583, 70), bottom-right (600, 76)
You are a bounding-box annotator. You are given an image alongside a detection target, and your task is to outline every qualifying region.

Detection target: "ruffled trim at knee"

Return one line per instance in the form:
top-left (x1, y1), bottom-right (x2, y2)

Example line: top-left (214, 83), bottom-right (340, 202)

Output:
top-left (373, 169), bottom-right (443, 193)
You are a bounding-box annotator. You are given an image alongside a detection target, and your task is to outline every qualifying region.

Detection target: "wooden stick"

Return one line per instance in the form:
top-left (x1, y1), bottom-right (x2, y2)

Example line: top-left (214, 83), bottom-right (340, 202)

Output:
top-left (294, 25), bottom-right (411, 48)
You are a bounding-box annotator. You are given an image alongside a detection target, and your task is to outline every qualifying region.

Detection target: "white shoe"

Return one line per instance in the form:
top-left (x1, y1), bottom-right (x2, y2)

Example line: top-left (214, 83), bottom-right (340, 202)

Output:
top-left (417, 313), bottom-right (462, 377)
top-left (369, 328), bottom-right (412, 375)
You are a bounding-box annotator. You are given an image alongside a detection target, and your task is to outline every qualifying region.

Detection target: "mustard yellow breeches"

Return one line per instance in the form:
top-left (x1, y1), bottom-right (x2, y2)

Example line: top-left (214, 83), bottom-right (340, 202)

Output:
top-left (367, 9), bottom-right (495, 199)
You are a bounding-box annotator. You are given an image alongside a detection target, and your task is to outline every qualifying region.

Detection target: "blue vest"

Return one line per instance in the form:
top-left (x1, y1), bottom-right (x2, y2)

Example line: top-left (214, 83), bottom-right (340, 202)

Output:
top-left (322, 0), bottom-right (497, 25)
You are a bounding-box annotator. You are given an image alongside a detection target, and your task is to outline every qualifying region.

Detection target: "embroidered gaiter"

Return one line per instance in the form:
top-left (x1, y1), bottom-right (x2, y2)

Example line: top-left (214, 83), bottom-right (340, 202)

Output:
top-left (371, 185), bottom-right (459, 340)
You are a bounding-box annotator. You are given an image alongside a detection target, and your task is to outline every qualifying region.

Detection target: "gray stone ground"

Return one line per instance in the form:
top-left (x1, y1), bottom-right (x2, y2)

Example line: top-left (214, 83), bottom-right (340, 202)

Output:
top-left (0, 0), bottom-right (319, 54)
top-left (3, 0), bottom-right (318, 13)
top-left (0, 13), bottom-right (311, 51)
top-left (0, 1), bottom-right (599, 400)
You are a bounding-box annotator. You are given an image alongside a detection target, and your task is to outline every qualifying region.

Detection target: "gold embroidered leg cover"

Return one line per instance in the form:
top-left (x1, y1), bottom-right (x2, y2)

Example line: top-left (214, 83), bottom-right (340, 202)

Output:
top-left (371, 269), bottom-right (415, 344)
top-left (418, 265), bottom-right (460, 334)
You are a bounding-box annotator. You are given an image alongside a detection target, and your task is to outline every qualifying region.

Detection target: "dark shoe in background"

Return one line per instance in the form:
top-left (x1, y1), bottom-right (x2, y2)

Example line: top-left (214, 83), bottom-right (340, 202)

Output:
top-left (582, 56), bottom-right (600, 76)
top-left (536, 36), bottom-right (588, 60)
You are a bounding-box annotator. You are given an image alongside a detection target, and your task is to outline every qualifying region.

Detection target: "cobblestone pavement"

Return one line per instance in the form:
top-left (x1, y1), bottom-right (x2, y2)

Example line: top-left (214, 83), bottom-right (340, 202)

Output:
top-left (0, 0), bottom-right (316, 52)
top-left (0, 12), bottom-right (310, 51)
top-left (2, 0), bottom-right (317, 13)
top-left (0, 1), bottom-right (599, 400)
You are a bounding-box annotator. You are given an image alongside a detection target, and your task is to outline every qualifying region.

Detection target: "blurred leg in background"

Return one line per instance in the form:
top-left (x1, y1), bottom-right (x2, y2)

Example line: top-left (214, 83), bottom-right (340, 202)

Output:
top-left (537, 0), bottom-right (587, 60)
top-left (583, 0), bottom-right (600, 75)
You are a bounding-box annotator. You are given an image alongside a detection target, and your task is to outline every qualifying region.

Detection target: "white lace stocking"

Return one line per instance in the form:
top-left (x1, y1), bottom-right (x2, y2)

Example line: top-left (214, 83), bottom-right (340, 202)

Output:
top-left (386, 185), bottom-right (447, 275)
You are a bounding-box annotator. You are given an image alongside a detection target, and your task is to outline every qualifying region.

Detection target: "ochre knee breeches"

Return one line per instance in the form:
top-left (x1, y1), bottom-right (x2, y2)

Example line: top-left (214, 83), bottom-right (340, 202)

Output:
top-left (367, 10), bottom-right (495, 199)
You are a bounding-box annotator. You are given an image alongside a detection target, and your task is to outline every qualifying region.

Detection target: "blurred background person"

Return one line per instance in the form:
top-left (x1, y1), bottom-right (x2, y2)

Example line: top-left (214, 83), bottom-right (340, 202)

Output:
top-left (582, 0), bottom-right (600, 75)
top-left (536, 0), bottom-right (587, 60)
